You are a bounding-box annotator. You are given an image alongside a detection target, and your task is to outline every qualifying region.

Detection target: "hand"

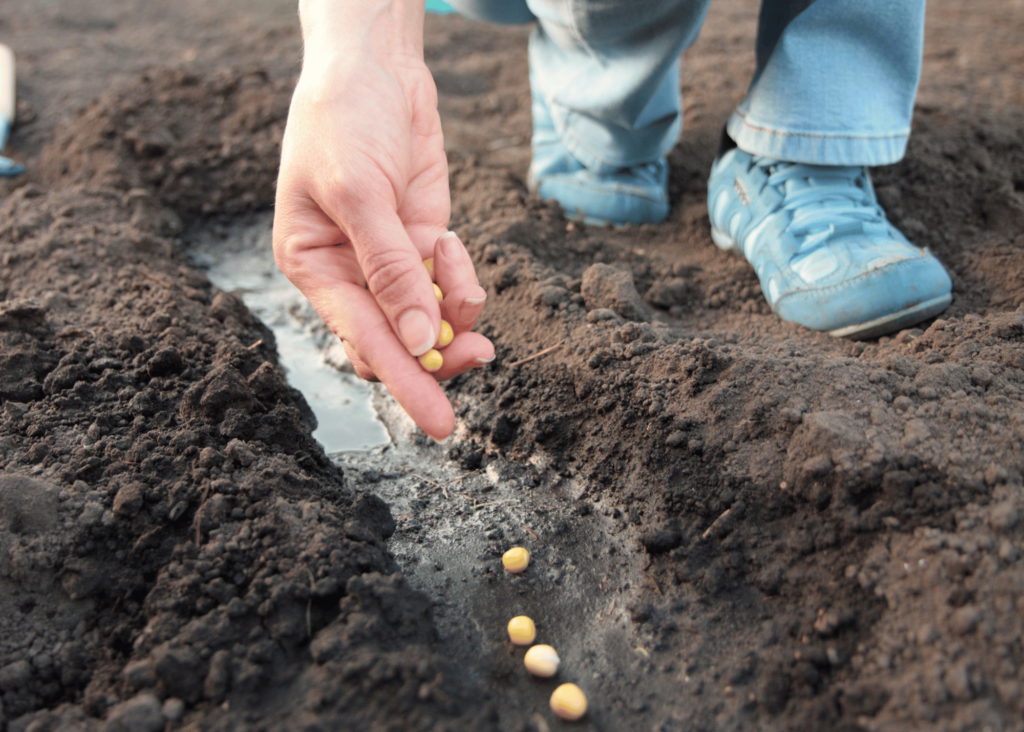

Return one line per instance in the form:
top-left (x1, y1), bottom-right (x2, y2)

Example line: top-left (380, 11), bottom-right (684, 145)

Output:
top-left (273, 5), bottom-right (492, 441)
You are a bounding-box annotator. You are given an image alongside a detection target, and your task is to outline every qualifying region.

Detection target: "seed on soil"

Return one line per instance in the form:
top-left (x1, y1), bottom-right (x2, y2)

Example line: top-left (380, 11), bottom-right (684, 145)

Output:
top-left (418, 349), bottom-right (443, 372)
top-left (550, 683), bottom-right (587, 721)
top-left (433, 283), bottom-right (443, 302)
top-left (507, 615), bottom-right (536, 645)
top-left (524, 644), bottom-right (560, 677)
top-left (424, 257), bottom-right (434, 280)
top-left (502, 546), bottom-right (530, 573)
top-left (438, 320), bottom-right (454, 348)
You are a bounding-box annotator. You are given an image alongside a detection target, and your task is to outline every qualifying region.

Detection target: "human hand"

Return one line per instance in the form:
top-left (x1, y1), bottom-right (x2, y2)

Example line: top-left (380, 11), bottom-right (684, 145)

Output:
top-left (273, 3), bottom-right (492, 441)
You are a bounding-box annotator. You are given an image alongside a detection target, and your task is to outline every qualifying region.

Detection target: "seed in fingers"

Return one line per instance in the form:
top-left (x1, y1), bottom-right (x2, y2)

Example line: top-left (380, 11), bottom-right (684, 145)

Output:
top-left (418, 349), bottom-right (443, 373)
top-left (438, 320), bottom-right (454, 348)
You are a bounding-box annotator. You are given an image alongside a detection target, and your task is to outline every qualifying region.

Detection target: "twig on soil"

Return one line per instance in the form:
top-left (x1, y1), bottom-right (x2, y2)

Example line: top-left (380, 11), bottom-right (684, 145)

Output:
top-left (522, 524), bottom-right (542, 543)
top-left (412, 473), bottom-right (450, 500)
top-left (140, 269), bottom-right (181, 291)
top-left (458, 493), bottom-right (497, 508)
top-left (194, 483), bottom-right (211, 547)
top-left (306, 569), bottom-right (315, 638)
top-left (531, 713), bottom-right (551, 732)
top-left (647, 574), bottom-right (663, 597)
top-left (507, 340), bottom-right (565, 368)
top-left (246, 339), bottom-right (263, 350)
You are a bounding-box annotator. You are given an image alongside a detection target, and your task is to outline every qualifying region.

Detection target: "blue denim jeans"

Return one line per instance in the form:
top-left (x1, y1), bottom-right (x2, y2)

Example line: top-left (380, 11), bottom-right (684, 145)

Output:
top-left (445, 0), bottom-right (926, 168)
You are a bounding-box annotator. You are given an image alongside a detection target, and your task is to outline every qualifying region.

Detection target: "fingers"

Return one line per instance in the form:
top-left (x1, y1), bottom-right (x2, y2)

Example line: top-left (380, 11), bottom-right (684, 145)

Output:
top-left (433, 231), bottom-right (487, 332)
top-left (430, 331), bottom-right (495, 380)
top-left (339, 202), bottom-right (443, 358)
top-left (319, 282), bottom-right (455, 440)
top-left (343, 341), bottom-right (377, 382)
top-left (440, 281), bottom-right (488, 332)
top-left (342, 329), bottom-right (494, 384)
top-left (434, 231), bottom-right (478, 292)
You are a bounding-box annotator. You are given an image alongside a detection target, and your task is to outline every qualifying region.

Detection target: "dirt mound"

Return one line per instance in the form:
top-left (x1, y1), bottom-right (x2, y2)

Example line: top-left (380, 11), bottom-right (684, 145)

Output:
top-left (0, 145), bottom-right (489, 730)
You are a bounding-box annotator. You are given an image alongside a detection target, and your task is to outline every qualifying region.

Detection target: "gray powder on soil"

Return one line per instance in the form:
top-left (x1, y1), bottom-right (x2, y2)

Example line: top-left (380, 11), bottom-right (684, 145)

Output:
top-left (2, 2), bottom-right (1024, 731)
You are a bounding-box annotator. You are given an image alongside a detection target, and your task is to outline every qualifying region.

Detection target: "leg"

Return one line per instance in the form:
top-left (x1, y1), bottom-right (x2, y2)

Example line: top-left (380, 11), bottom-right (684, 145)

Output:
top-left (707, 0), bottom-right (951, 338)
top-left (730, 0), bottom-right (926, 165)
top-left (451, 0), bottom-right (712, 225)
top-left (527, 0), bottom-right (713, 224)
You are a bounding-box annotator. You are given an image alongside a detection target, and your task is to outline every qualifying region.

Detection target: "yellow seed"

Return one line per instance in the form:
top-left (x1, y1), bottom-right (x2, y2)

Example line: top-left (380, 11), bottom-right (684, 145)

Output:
top-left (550, 683), bottom-right (587, 721)
top-left (438, 320), bottom-right (454, 348)
top-left (424, 257), bottom-right (435, 280)
top-left (418, 349), bottom-right (443, 373)
top-left (502, 547), bottom-right (530, 574)
top-left (507, 616), bottom-right (536, 646)
top-left (524, 644), bottom-right (560, 678)
top-left (433, 283), bottom-right (443, 302)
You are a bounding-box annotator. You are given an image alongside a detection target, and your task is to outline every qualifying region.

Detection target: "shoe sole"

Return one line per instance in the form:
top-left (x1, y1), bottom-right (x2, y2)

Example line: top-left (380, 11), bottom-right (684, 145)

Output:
top-left (710, 226), bottom-right (952, 340)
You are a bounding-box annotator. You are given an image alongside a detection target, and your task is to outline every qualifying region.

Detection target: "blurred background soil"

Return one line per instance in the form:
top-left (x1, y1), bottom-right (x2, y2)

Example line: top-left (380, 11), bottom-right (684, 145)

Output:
top-left (2, 1), bottom-right (1024, 731)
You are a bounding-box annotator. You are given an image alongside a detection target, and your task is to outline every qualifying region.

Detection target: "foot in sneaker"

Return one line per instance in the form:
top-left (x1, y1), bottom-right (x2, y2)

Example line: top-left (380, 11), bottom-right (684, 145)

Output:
top-left (527, 92), bottom-right (670, 226)
top-left (707, 145), bottom-right (952, 339)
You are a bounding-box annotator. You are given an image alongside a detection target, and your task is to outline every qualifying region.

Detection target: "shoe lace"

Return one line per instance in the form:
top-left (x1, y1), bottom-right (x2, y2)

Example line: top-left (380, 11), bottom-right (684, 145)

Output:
top-left (752, 157), bottom-right (887, 253)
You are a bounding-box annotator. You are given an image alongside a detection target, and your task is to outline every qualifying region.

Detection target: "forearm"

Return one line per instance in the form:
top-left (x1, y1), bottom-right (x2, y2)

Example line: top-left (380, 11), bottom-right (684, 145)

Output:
top-left (298, 0), bottom-right (425, 62)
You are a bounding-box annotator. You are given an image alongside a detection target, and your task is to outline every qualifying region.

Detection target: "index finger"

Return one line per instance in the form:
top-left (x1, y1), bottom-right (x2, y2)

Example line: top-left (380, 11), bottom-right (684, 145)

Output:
top-left (326, 281), bottom-right (456, 440)
top-left (343, 202), bottom-right (443, 358)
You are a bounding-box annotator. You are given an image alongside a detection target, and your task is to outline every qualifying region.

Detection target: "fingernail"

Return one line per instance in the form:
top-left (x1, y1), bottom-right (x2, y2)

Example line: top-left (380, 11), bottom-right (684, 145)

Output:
top-left (398, 310), bottom-right (435, 356)
top-left (459, 294), bottom-right (487, 323)
top-left (475, 355), bottom-right (495, 364)
top-left (440, 230), bottom-right (461, 258)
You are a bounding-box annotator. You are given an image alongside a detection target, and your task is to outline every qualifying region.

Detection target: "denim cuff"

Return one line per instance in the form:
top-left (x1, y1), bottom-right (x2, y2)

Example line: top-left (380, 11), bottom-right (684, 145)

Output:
top-left (727, 111), bottom-right (910, 167)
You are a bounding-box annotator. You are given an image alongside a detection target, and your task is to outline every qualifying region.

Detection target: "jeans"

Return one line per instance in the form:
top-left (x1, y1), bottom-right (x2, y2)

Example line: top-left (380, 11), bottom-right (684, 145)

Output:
top-left (445, 0), bottom-right (926, 168)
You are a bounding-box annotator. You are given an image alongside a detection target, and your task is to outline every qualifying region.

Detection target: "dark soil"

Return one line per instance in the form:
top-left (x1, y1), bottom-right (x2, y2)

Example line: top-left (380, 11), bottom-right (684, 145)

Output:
top-left (2, 2), bottom-right (1024, 731)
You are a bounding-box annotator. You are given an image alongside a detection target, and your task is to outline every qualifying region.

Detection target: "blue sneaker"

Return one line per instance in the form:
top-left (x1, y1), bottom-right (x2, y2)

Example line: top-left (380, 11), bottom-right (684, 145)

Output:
top-left (707, 147), bottom-right (952, 339)
top-left (527, 92), bottom-right (670, 226)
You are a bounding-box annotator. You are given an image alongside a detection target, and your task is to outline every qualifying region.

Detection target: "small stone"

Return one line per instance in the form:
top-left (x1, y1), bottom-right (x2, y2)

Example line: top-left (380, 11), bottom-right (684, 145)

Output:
top-left (915, 624), bottom-right (939, 645)
top-left (224, 439), bottom-right (257, 467)
top-left (204, 650), bottom-right (232, 700)
top-left (580, 263), bottom-right (648, 321)
top-left (78, 502), bottom-right (104, 528)
top-left (801, 455), bottom-right (833, 479)
top-left (998, 539), bottom-right (1019, 562)
top-left (951, 605), bottom-right (982, 636)
top-left (162, 697), bottom-right (185, 722)
top-left (944, 663), bottom-right (975, 701)
top-left (147, 347), bottom-right (184, 378)
top-left (984, 464), bottom-right (1010, 486)
top-left (586, 308), bottom-right (619, 323)
top-left (122, 659), bottom-right (157, 690)
top-left (665, 431), bottom-right (687, 448)
top-left (0, 659), bottom-right (32, 691)
top-left (113, 482), bottom-right (145, 517)
top-left (105, 692), bottom-right (164, 732)
top-left (152, 645), bottom-right (203, 703)
top-left (989, 500), bottom-right (1019, 530)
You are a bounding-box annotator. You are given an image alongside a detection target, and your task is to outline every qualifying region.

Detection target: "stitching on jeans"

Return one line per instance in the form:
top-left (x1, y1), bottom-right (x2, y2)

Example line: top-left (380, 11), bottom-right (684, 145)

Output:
top-left (733, 110), bottom-right (909, 141)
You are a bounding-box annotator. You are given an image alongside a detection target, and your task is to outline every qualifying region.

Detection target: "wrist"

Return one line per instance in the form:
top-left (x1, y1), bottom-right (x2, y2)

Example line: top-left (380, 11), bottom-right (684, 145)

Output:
top-left (299, 0), bottom-right (424, 63)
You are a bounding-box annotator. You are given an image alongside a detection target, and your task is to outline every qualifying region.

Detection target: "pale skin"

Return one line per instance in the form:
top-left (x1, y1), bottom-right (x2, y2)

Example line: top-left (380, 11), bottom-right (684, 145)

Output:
top-left (274, 0), bottom-right (494, 441)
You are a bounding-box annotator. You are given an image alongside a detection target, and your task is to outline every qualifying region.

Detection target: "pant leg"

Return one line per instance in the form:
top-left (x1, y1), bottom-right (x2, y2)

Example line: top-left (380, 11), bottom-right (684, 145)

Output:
top-left (728, 0), bottom-right (927, 166)
top-left (445, 0), bottom-right (537, 25)
top-left (450, 0), bottom-right (712, 172)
